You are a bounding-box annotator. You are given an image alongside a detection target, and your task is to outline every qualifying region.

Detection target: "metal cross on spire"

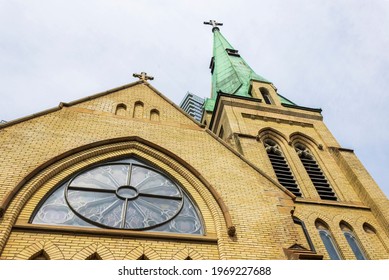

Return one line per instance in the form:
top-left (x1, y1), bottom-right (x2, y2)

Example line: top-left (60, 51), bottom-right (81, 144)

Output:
top-left (203, 20), bottom-right (223, 32)
top-left (133, 72), bottom-right (154, 82)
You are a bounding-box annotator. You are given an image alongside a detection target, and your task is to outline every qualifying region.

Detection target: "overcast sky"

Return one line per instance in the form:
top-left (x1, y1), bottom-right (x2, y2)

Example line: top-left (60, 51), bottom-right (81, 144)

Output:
top-left (1, 0), bottom-right (388, 198)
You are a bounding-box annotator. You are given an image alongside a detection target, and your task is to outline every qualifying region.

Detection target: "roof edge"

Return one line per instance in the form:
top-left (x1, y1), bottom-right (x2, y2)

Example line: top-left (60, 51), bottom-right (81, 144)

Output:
top-left (281, 103), bottom-right (322, 113)
top-left (0, 80), bottom-right (143, 130)
top-left (1, 80), bottom-right (206, 130)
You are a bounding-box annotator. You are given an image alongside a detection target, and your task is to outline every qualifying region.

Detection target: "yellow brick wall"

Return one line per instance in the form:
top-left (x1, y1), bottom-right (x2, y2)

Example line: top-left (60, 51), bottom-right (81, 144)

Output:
top-left (211, 95), bottom-right (389, 259)
top-left (1, 82), bottom-right (388, 260)
top-left (0, 82), bottom-right (305, 260)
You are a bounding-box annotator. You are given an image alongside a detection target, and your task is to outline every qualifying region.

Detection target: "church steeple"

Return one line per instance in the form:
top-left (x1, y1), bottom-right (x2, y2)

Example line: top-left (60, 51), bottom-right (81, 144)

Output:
top-left (203, 21), bottom-right (295, 112)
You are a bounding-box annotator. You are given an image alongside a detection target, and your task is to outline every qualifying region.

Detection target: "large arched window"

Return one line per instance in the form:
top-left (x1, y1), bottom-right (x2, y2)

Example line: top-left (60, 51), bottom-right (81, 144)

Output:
top-left (316, 220), bottom-right (342, 260)
top-left (264, 139), bottom-right (301, 197)
top-left (295, 143), bottom-right (337, 201)
top-left (31, 157), bottom-right (204, 235)
top-left (340, 222), bottom-right (367, 260)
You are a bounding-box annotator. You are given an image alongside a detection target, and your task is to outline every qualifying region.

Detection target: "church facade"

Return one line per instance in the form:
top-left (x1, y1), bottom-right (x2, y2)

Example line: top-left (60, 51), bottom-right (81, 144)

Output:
top-left (0, 23), bottom-right (388, 260)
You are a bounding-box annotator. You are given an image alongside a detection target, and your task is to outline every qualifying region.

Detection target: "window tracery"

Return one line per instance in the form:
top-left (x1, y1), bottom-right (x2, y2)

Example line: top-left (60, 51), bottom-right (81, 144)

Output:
top-left (32, 158), bottom-right (204, 235)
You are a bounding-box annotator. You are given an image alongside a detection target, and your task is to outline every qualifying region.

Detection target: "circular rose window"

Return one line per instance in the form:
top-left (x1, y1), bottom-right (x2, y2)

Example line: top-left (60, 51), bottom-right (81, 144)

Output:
top-left (65, 163), bottom-right (184, 229)
top-left (33, 158), bottom-right (203, 234)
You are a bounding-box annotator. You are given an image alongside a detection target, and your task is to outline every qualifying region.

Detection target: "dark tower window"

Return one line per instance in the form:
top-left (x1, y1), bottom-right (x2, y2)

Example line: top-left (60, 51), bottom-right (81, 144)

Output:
top-left (260, 88), bottom-right (272, 104)
top-left (295, 144), bottom-right (337, 201)
top-left (264, 139), bottom-right (301, 197)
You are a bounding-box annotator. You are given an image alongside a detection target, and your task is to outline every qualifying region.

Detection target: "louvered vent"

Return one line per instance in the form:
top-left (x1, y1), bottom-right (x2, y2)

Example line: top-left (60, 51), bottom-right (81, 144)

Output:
top-left (264, 139), bottom-right (302, 197)
top-left (295, 144), bottom-right (337, 201)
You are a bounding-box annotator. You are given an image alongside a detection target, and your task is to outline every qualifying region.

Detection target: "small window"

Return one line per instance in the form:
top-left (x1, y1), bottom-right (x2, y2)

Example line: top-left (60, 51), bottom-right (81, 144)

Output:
top-left (340, 222), bottom-right (367, 260)
top-left (225, 48), bottom-right (240, 57)
top-left (133, 101), bottom-right (144, 119)
top-left (260, 88), bottom-right (272, 105)
top-left (316, 220), bottom-right (342, 260)
top-left (363, 223), bottom-right (376, 234)
top-left (150, 109), bottom-right (160, 122)
top-left (115, 103), bottom-right (127, 116)
top-left (209, 57), bottom-right (215, 74)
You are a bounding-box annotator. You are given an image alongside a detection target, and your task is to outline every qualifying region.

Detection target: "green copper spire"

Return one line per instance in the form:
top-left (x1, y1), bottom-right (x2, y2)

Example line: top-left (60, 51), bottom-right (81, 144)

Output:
top-left (203, 21), bottom-right (295, 111)
top-left (211, 29), bottom-right (270, 99)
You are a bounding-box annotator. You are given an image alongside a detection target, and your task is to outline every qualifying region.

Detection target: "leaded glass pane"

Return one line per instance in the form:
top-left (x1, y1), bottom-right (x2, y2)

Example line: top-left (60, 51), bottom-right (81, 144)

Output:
top-left (344, 232), bottom-right (366, 260)
top-left (31, 158), bottom-right (204, 235)
top-left (70, 165), bottom-right (129, 190)
top-left (32, 185), bottom-right (96, 228)
top-left (319, 230), bottom-right (341, 260)
top-left (168, 196), bottom-right (203, 234)
top-left (68, 190), bottom-right (123, 228)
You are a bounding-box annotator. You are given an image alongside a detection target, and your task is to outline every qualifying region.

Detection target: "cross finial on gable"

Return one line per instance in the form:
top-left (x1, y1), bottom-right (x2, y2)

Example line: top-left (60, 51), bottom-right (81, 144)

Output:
top-left (133, 72), bottom-right (154, 82)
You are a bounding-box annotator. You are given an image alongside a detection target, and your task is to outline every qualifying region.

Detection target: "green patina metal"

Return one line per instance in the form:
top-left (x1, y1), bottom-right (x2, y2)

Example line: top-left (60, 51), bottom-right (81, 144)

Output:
top-left (277, 93), bottom-right (296, 106)
top-left (204, 29), bottom-right (296, 111)
top-left (211, 30), bottom-right (270, 98)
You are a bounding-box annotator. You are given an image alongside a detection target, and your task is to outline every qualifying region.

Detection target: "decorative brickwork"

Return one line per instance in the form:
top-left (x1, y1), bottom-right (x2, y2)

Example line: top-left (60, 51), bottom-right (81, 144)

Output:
top-left (0, 79), bottom-right (388, 260)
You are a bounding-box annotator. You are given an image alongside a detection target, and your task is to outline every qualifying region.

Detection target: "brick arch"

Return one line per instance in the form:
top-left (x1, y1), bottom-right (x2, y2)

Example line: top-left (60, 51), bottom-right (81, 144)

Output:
top-left (355, 216), bottom-right (381, 233)
top-left (257, 127), bottom-right (288, 143)
top-left (306, 212), bottom-right (344, 259)
top-left (72, 243), bottom-right (115, 260)
top-left (1, 136), bottom-right (227, 244)
top-left (16, 240), bottom-right (64, 260)
top-left (332, 214), bottom-right (358, 230)
top-left (123, 245), bottom-right (160, 260)
top-left (306, 211), bottom-right (334, 228)
top-left (355, 216), bottom-right (389, 254)
top-left (173, 247), bottom-right (205, 260)
top-left (1, 137), bottom-right (228, 259)
top-left (289, 132), bottom-right (322, 150)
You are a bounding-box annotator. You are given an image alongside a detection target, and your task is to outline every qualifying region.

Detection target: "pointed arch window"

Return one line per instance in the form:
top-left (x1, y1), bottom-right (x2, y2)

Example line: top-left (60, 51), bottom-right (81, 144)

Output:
top-left (340, 222), bottom-right (367, 260)
top-left (264, 139), bottom-right (301, 197)
top-left (31, 158), bottom-right (204, 235)
top-left (316, 220), bottom-right (342, 260)
top-left (295, 144), bottom-right (337, 201)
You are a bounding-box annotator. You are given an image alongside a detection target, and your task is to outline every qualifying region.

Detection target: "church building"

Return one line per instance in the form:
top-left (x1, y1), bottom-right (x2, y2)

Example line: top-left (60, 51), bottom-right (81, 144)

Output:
top-left (0, 21), bottom-right (388, 260)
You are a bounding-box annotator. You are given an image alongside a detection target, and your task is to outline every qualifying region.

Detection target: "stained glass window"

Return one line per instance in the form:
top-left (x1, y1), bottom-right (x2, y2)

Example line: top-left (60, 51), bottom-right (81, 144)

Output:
top-left (32, 158), bottom-right (204, 235)
top-left (316, 220), bottom-right (342, 260)
top-left (340, 223), bottom-right (367, 260)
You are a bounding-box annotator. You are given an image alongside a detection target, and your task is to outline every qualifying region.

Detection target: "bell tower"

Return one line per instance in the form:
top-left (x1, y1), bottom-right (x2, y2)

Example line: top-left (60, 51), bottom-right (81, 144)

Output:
top-left (201, 21), bottom-right (389, 257)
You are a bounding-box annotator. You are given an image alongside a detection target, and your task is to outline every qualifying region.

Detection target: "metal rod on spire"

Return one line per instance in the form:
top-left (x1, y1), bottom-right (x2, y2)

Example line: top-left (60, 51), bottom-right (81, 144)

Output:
top-left (203, 20), bottom-right (223, 32)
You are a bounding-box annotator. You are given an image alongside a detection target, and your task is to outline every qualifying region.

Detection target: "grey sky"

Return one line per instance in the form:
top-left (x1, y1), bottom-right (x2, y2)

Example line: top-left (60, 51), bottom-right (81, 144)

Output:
top-left (1, 0), bottom-right (388, 198)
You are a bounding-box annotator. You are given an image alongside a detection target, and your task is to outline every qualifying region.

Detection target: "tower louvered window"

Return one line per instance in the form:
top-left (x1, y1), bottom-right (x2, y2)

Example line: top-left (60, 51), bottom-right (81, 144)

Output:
top-left (264, 139), bottom-right (301, 197)
top-left (295, 144), bottom-right (337, 201)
